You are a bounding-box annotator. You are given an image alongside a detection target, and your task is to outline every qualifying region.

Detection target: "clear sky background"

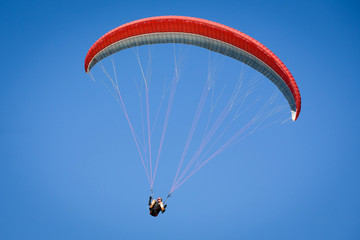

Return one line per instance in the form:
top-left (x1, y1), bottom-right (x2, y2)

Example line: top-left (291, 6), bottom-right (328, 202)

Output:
top-left (1, 0), bottom-right (359, 239)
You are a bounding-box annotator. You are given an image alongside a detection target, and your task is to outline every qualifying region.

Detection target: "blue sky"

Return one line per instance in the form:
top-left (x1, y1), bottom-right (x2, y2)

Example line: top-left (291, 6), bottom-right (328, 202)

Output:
top-left (1, 0), bottom-right (359, 239)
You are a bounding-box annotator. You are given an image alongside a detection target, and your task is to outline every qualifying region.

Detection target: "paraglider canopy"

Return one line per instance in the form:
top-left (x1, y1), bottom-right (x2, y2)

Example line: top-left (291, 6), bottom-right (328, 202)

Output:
top-left (84, 16), bottom-right (301, 120)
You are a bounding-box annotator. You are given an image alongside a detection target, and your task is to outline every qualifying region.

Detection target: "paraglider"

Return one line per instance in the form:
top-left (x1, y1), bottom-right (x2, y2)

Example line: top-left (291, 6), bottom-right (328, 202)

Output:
top-left (149, 196), bottom-right (167, 217)
top-left (84, 16), bottom-right (301, 216)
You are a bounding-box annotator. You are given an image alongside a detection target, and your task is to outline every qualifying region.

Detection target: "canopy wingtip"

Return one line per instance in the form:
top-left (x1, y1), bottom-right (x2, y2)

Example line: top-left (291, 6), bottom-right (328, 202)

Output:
top-left (291, 110), bottom-right (297, 121)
